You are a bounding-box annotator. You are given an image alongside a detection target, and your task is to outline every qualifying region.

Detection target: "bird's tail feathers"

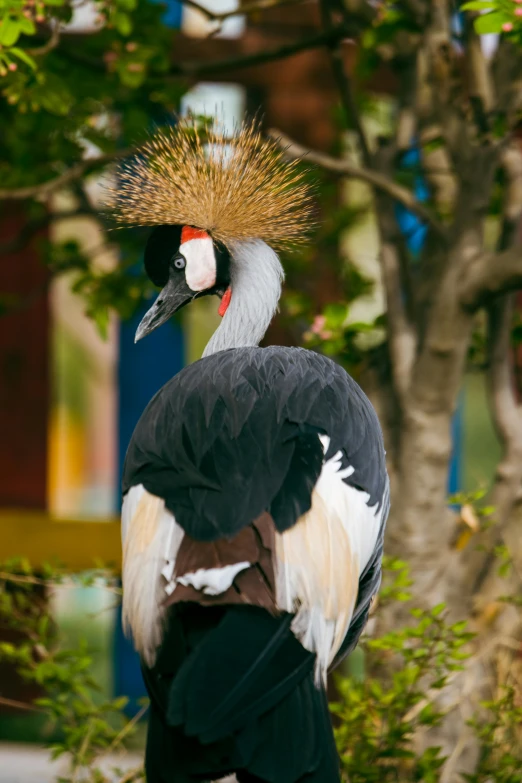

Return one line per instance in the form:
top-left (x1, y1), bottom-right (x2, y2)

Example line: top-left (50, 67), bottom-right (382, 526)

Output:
top-left (166, 606), bottom-right (315, 744)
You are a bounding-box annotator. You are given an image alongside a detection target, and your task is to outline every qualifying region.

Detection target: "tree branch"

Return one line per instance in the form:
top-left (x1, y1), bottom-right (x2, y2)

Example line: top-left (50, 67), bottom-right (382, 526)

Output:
top-left (178, 0), bottom-right (303, 22)
top-left (460, 143), bottom-right (522, 308)
top-left (171, 24), bottom-right (355, 76)
top-left (0, 148), bottom-right (136, 202)
top-left (380, 238), bottom-right (417, 402)
top-left (319, 0), bottom-right (372, 167)
top-left (270, 129), bottom-right (446, 238)
top-left (464, 19), bottom-right (494, 135)
top-left (58, 24), bottom-right (356, 78)
top-left (27, 22), bottom-right (60, 56)
top-left (460, 246), bottom-right (522, 310)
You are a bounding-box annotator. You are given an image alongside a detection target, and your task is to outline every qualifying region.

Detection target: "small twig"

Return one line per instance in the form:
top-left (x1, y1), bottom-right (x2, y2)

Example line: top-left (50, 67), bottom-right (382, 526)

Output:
top-left (118, 765), bottom-right (146, 783)
top-left (0, 571), bottom-right (121, 594)
top-left (270, 129), bottom-right (446, 238)
top-left (0, 147), bottom-right (137, 202)
top-left (102, 704), bottom-right (149, 759)
top-left (27, 23), bottom-right (60, 56)
top-left (179, 0), bottom-right (303, 22)
top-left (72, 722), bottom-right (95, 782)
top-left (0, 695), bottom-right (44, 712)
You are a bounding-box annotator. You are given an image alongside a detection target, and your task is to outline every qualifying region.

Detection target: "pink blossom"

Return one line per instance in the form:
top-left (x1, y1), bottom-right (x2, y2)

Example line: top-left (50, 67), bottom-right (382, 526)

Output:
top-left (515, 7), bottom-right (522, 15)
top-left (502, 21), bottom-right (514, 31)
top-left (8, 62), bottom-right (17, 71)
top-left (126, 42), bottom-right (137, 52)
top-left (310, 315), bottom-right (326, 335)
top-left (320, 330), bottom-right (334, 340)
top-left (515, 0), bottom-right (522, 5)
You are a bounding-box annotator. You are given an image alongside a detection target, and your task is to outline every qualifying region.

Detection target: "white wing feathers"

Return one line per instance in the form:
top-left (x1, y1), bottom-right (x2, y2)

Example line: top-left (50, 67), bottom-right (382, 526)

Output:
top-left (121, 484), bottom-right (184, 666)
top-left (275, 435), bottom-right (382, 685)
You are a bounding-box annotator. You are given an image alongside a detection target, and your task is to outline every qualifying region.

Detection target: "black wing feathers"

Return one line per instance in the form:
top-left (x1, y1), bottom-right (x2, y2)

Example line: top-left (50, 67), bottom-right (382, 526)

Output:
top-left (122, 346), bottom-right (387, 542)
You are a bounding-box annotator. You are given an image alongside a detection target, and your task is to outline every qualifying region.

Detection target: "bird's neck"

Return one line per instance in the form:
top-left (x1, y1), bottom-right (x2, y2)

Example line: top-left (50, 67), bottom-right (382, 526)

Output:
top-left (203, 240), bottom-right (284, 357)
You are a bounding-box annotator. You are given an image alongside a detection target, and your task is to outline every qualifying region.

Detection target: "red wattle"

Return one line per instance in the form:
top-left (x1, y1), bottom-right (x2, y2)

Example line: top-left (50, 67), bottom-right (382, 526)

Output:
top-left (218, 287), bottom-right (232, 317)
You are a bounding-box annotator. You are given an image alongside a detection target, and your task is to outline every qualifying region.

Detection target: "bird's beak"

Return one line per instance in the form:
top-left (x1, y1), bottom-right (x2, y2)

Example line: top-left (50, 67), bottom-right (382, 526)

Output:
top-left (135, 273), bottom-right (194, 343)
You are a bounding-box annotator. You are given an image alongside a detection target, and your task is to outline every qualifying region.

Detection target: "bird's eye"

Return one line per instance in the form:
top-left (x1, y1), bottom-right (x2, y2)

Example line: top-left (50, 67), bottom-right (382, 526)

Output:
top-left (171, 253), bottom-right (186, 270)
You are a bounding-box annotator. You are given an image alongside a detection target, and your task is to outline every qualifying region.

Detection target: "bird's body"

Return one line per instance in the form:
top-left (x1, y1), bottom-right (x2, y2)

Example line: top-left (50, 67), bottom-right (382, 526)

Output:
top-left (113, 119), bottom-right (389, 783)
top-left (122, 346), bottom-right (388, 783)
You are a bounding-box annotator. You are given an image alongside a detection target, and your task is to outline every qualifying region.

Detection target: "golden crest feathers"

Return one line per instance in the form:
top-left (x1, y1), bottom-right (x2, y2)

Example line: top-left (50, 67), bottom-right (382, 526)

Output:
top-left (106, 118), bottom-right (315, 250)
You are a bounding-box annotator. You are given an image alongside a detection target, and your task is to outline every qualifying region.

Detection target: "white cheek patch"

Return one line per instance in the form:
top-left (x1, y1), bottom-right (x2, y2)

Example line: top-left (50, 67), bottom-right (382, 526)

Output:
top-left (181, 237), bottom-right (217, 292)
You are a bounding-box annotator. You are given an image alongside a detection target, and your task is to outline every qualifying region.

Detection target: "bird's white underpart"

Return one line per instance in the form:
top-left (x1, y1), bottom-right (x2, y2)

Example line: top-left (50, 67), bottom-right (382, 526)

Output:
top-left (177, 562), bottom-right (251, 595)
top-left (203, 239), bottom-right (284, 357)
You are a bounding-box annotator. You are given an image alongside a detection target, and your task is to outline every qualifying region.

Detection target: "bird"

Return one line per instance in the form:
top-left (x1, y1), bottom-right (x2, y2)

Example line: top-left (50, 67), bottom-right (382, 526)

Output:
top-left (110, 118), bottom-right (389, 783)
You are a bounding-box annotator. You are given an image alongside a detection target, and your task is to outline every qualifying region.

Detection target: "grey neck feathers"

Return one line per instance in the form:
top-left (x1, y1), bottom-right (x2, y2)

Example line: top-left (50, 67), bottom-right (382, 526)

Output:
top-left (203, 240), bottom-right (284, 357)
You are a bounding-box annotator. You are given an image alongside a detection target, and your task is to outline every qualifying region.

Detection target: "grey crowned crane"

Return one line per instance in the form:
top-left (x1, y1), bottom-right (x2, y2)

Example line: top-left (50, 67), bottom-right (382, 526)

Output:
top-left (110, 120), bottom-right (389, 783)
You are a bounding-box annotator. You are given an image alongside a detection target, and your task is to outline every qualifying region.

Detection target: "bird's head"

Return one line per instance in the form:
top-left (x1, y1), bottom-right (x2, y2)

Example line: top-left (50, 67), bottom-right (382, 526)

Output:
top-left (135, 226), bottom-right (232, 342)
top-left (105, 118), bottom-right (315, 351)
top-left (135, 224), bottom-right (232, 343)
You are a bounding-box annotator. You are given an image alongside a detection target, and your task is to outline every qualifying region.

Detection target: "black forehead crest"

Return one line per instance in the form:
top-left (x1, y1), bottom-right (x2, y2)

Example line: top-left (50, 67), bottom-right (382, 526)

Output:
top-left (144, 225), bottom-right (183, 287)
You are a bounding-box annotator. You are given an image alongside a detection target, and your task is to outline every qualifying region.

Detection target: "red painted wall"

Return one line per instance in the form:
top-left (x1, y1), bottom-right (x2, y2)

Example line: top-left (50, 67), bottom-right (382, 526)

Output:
top-left (0, 205), bottom-right (49, 509)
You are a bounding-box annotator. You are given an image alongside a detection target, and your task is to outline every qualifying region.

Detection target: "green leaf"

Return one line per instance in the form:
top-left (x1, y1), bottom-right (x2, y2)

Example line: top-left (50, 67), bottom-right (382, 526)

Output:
top-left (10, 48), bottom-right (37, 71)
top-left (112, 696), bottom-right (129, 710)
top-left (116, 59), bottom-right (147, 87)
top-left (0, 17), bottom-right (21, 46)
top-left (92, 308), bottom-right (110, 340)
top-left (17, 16), bottom-right (36, 35)
top-left (461, 1), bottom-right (497, 9)
top-left (114, 11), bottom-right (132, 35)
top-left (474, 11), bottom-right (510, 34)
top-left (324, 302), bottom-right (348, 328)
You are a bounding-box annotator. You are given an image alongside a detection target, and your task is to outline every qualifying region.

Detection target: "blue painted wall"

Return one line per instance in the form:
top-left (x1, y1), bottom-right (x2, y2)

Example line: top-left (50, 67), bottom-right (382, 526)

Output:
top-left (114, 299), bottom-right (184, 710)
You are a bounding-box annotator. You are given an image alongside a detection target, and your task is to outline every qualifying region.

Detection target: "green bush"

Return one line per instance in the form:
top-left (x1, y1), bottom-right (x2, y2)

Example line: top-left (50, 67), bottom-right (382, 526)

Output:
top-left (332, 558), bottom-right (522, 782)
top-left (0, 558), bottom-right (145, 783)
